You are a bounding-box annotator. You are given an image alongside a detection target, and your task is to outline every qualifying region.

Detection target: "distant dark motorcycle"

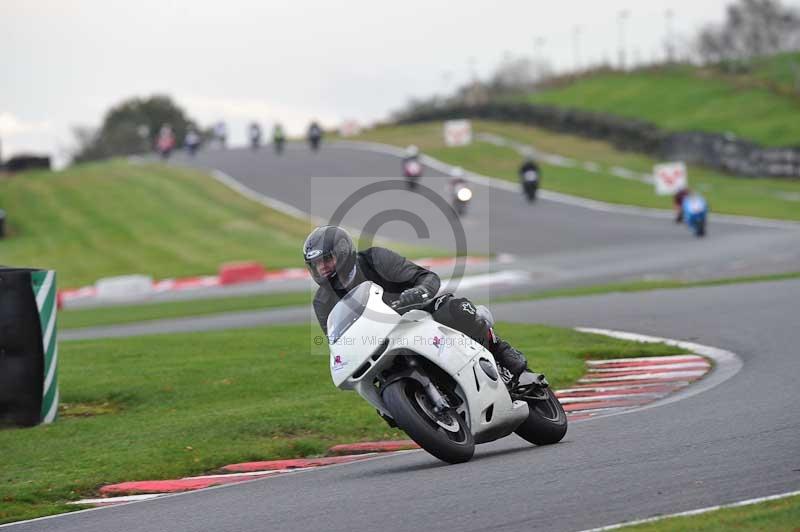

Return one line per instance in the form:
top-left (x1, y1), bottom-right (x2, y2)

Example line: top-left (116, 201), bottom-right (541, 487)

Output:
top-left (249, 123), bottom-right (262, 151)
top-left (307, 122), bottom-right (323, 152)
top-left (274, 137), bottom-right (285, 154)
top-left (521, 169), bottom-right (539, 202)
top-left (403, 158), bottom-right (423, 189)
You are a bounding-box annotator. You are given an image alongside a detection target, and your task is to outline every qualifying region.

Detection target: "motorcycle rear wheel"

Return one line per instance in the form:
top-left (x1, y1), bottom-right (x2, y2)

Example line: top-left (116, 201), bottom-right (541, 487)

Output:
top-left (383, 379), bottom-right (474, 464)
top-left (514, 386), bottom-right (568, 445)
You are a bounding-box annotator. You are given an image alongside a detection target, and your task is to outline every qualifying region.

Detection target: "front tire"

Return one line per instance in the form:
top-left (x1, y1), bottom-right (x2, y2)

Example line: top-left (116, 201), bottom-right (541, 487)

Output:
top-left (514, 386), bottom-right (568, 445)
top-left (383, 379), bottom-right (474, 464)
top-left (695, 218), bottom-right (706, 237)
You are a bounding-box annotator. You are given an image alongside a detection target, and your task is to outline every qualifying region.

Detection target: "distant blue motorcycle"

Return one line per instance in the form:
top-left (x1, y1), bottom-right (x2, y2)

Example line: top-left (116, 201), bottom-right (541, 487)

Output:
top-left (682, 194), bottom-right (708, 237)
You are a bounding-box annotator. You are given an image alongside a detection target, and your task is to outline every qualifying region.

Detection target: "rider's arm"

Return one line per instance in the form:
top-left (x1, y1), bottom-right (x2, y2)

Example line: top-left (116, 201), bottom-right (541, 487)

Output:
top-left (364, 247), bottom-right (440, 296)
top-left (313, 290), bottom-right (335, 335)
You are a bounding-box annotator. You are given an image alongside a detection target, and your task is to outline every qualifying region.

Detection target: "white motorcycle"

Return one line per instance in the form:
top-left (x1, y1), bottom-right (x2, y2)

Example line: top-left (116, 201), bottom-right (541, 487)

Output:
top-left (328, 281), bottom-right (567, 464)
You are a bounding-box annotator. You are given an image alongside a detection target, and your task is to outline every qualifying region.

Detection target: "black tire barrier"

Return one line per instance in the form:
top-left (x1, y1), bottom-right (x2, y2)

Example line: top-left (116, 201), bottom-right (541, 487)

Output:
top-left (0, 268), bottom-right (59, 428)
top-left (397, 102), bottom-right (800, 179)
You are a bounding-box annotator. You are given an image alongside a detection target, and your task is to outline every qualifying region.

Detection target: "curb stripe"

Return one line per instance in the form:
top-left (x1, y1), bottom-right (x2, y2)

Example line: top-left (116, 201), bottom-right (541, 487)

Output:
top-left (579, 370), bottom-right (706, 383)
top-left (586, 356), bottom-right (705, 367)
top-left (586, 355), bottom-right (705, 365)
top-left (588, 362), bottom-right (709, 373)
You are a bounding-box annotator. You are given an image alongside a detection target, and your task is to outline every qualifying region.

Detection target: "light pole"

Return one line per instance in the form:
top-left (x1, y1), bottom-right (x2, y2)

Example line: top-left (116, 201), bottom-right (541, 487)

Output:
top-left (533, 36), bottom-right (547, 63)
top-left (617, 10), bottom-right (630, 71)
top-left (572, 26), bottom-right (582, 73)
top-left (441, 70), bottom-right (453, 98)
top-left (665, 9), bottom-right (675, 63)
top-left (467, 56), bottom-right (477, 82)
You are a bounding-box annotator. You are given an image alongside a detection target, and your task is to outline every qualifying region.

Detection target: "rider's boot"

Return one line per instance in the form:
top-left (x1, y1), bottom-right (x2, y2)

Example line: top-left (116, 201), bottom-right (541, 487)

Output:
top-left (486, 330), bottom-right (548, 389)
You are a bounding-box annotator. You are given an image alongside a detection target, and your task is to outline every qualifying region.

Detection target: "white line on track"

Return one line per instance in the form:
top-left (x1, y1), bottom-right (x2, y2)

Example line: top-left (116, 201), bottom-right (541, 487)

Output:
top-left (575, 489), bottom-right (800, 532)
top-left (68, 494), bottom-right (166, 505)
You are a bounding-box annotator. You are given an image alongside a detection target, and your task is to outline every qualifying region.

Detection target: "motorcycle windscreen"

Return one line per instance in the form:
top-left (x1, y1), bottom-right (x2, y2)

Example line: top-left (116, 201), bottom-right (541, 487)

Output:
top-left (327, 281), bottom-right (372, 344)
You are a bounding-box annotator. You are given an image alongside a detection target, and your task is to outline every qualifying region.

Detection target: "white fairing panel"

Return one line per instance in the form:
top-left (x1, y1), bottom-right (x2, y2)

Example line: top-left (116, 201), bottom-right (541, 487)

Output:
top-left (328, 283), bottom-right (398, 388)
top-left (328, 281), bottom-right (529, 442)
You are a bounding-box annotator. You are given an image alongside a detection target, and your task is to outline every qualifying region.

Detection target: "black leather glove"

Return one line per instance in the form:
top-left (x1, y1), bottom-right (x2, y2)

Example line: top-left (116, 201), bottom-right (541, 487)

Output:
top-left (397, 287), bottom-right (430, 309)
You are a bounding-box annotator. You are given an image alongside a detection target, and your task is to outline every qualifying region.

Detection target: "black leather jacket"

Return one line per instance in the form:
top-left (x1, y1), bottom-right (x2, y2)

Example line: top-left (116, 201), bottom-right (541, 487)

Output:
top-left (313, 247), bottom-right (440, 334)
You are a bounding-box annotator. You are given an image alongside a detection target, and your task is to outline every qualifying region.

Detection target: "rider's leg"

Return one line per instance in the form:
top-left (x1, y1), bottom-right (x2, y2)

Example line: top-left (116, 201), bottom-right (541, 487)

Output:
top-left (428, 295), bottom-right (528, 378)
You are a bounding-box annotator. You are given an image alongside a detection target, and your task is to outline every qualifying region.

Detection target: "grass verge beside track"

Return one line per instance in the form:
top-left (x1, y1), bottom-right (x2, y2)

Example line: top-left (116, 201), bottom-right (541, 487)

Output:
top-left (0, 160), bottom-right (314, 287)
top-left (492, 271), bottom-right (800, 304)
top-left (59, 291), bottom-right (314, 329)
top-left (612, 492), bottom-right (800, 531)
top-left (0, 323), bottom-right (684, 524)
top-left (350, 121), bottom-right (800, 221)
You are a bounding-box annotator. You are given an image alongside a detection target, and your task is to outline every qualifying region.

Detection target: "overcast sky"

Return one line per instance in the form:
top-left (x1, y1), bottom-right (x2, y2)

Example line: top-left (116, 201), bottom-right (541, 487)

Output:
top-left (1, 0), bottom-right (779, 164)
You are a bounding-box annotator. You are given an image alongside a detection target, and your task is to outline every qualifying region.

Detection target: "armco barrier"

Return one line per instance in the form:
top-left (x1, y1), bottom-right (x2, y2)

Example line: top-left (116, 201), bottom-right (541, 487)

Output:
top-left (0, 268), bottom-right (59, 427)
top-left (397, 102), bottom-right (800, 179)
top-left (219, 261), bottom-right (267, 285)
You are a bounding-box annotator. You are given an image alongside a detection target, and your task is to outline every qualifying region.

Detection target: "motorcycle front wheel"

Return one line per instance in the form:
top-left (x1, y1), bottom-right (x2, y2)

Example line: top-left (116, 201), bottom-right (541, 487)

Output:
top-left (383, 379), bottom-right (474, 464)
top-left (514, 386), bottom-right (568, 446)
top-left (695, 219), bottom-right (706, 237)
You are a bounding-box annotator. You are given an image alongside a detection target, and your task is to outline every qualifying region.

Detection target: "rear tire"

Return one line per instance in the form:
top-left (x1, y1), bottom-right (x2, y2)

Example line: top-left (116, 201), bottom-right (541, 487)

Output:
top-left (383, 379), bottom-right (474, 464)
top-left (514, 386), bottom-right (568, 446)
top-left (696, 219), bottom-right (706, 237)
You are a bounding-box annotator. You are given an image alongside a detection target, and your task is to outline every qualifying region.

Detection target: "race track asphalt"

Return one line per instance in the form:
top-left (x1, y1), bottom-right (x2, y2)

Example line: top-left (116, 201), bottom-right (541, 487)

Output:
top-left (19, 280), bottom-right (800, 532)
top-left (17, 142), bottom-right (799, 531)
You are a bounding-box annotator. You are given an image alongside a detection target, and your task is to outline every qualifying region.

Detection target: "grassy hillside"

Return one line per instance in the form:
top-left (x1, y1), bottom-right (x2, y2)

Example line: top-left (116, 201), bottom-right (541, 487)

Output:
top-left (0, 160), bottom-right (447, 288)
top-left (351, 121), bottom-right (800, 221)
top-left (524, 60), bottom-right (800, 147)
top-left (0, 160), bottom-right (314, 287)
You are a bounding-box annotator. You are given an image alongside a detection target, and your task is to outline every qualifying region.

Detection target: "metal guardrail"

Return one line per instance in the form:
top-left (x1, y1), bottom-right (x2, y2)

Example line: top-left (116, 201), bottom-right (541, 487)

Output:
top-left (398, 103), bottom-right (800, 179)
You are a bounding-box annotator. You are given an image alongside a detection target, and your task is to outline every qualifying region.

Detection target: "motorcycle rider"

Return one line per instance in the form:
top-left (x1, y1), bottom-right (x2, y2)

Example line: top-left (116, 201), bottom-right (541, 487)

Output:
top-left (518, 155), bottom-right (541, 201)
top-left (185, 127), bottom-right (201, 156)
top-left (248, 122), bottom-right (262, 149)
top-left (156, 124), bottom-right (176, 159)
top-left (304, 225), bottom-right (530, 382)
top-left (673, 186), bottom-right (691, 223)
top-left (519, 156), bottom-right (541, 182)
top-left (214, 121), bottom-right (227, 149)
top-left (307, 121), bottom-right (323, 149)
top-left (273, 123), bottom-right (285, 142)
top-left (403, 145), bottom-right (420, 165)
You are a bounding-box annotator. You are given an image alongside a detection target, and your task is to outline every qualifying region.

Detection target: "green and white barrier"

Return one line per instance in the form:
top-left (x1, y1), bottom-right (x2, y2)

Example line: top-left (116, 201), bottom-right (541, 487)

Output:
top-left (0, 268), bottom-right (59, 427)
top-left (32, 270), bottom-right (59, 423)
